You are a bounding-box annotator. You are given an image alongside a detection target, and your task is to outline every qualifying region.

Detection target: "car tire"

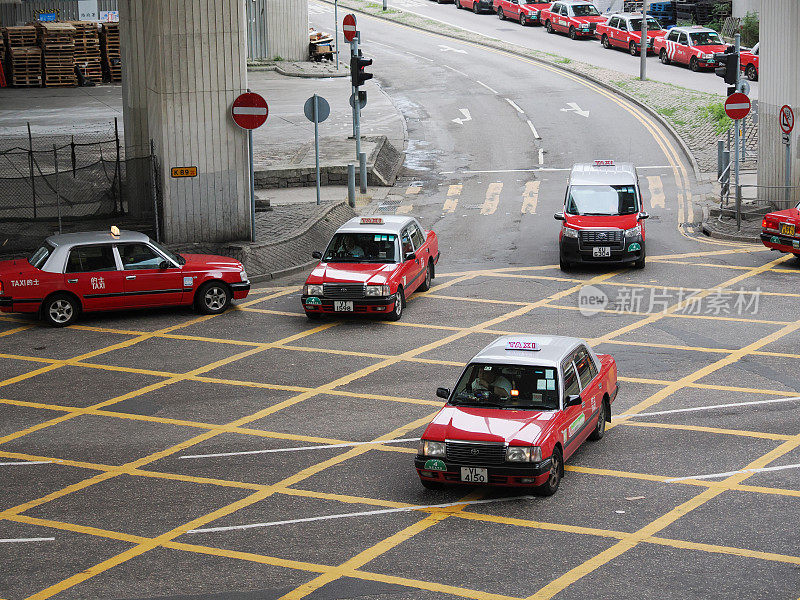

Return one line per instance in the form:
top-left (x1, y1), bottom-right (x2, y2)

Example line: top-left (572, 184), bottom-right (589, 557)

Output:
top-left (559, 256), bottom-right (571, 271)
top-left (387, 287), bottom-right (404, 321)
top-left (660, 48), bottom-right (670, 65)
top-left (689, 56), bottom-right (699, 72)
top-left (306, 311), bottom-right (322, 321)
top-left (195, 281), bottom-right (231, 315)
top-left (497, 7), bottom-right (504, 19)
top-left (546, 20), bottom-right (554, 33)
top-left (42, 293), bottom-right (79, 327)
top-left (519, 13), bottom-right (527, 25)
top-left (588, 399), bottom-right (607, 441)
top-left (746, 64), bottom-right (758, 81)
top-left (536, 447), bottom-right (562, 496)
top-left (569, 26), bottom-right (577, 40)
top-left (455, 0), bottom-right (461, 8)
top-left (601, 34), bottom-right (610, 49)
top-left (418, 261), bottom-right (433, 292)
top-left (634, 246), bottom-right (646, 269)
top-left (629, 41), bottom-right (638, 56)
top-left (473, 2), bottom-right (480, 13)
top-left (420, 478), bottom-right (445, 490)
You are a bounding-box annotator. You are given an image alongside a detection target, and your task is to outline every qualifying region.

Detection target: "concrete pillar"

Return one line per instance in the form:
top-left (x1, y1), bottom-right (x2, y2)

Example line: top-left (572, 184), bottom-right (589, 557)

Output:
top-left (757, 0), bottom-right (799, 209)
top-left (246, 0), bottom-right (309, 61)
top-left (732, 0), bottom-right (760, 19)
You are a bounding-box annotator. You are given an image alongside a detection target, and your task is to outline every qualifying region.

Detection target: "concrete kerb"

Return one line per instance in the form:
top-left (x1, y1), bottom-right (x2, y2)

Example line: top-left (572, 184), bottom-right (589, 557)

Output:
top-left (318, 0), bottom-right (704, 182)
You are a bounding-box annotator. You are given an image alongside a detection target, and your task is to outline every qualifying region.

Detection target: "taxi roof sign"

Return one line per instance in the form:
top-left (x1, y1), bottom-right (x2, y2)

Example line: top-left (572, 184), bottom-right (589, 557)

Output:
top-left (360, 217), bottom-right (384, 225)
top-left (506, 340), bottom-right (541, 351)
top-left (593, 160), bottom-right (614, 166)
top-left (110, 226), bottom-right (120, 237)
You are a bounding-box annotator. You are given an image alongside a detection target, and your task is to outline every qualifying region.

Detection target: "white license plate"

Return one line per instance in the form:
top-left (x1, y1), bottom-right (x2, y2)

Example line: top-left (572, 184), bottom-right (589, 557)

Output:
top-left (460, 467), bottom-right (488, 483)
top-left (593, 246), bottom-right (611, 258)
top-left (333, 301), bottom-right (353, 312)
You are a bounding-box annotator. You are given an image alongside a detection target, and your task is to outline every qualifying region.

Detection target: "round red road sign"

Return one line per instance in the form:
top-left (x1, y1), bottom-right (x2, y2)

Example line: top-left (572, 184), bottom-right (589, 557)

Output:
top-left (724, 92), bottom-right (751, 121)
top-left (231, 92), bottom-right (268, 130)
top-left (343, 14), bottom-right (357, 42)
top-left (780, 105), bottom-right (795, 134)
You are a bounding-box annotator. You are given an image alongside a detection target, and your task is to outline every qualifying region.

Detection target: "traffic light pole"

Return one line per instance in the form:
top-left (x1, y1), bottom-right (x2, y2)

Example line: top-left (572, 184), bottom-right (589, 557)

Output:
top-left (734, 33), bottom-right (741, 230)
top-left (351, 34), bottom-right (366, 193)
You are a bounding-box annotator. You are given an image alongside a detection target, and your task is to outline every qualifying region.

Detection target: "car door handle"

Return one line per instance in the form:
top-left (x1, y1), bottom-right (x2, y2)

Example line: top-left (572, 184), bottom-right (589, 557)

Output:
top-left (67, 279), bottom-right (78, 284)
top-left (126, 275), bottom-right (136, 280)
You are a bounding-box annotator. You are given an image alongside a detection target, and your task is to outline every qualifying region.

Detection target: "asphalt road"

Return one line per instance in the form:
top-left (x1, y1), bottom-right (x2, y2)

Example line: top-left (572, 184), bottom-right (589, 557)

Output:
top-left (1, 8), bottom-right (798, 600)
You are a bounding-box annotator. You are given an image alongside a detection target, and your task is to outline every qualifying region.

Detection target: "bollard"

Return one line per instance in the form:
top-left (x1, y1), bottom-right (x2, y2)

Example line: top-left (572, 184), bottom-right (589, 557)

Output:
top-left (359, 152), bottom-right (367, 194)
top-left (348, 163), bottom-right (356, 207)
top-left (717, 140), bottom-right (724, 180)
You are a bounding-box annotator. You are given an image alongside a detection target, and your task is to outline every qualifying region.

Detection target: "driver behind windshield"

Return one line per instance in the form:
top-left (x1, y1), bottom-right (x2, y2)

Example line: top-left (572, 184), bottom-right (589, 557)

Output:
top-left (323, 233), bottom-right (397, 262)
top-left (451, 363), bottom-right (559, 410)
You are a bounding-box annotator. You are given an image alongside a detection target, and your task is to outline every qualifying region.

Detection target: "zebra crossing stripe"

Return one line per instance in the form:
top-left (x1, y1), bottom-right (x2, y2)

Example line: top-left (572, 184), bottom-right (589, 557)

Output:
top-left (521, 181), bottom-right (540, 214)
top-left (481, 182), bottom-right (503, 215)
top-left (444, 184), bottom-right (462, 213)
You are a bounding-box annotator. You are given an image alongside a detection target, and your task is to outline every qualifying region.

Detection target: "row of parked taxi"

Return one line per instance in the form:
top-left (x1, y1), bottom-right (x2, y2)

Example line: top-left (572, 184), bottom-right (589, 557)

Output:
top-left (444, 0), bottom-right (760, 80)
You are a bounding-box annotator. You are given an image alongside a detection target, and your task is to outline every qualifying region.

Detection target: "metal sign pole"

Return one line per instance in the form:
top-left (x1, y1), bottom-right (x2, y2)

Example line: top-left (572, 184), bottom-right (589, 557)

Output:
top-left (249, 128), bottom-right (255, 242)
top-left (334, 0), bottom-right (339, 69)
top-left (639, 0), bottom-right (647, 81)
top-left (314, 94), bottom-right (321, 206)
top-left (786, 139), bottom-right (792, 207)
top-left (734, 33), bottom-right (741, 230)
top-left (53, 144), bottom-right (62, 233)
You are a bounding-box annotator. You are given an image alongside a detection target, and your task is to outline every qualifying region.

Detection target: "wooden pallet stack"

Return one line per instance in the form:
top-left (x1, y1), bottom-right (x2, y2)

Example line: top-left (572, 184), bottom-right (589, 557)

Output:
top-left (68, 21), bottom-right (102, 83)
top-left (100, 22), bottom-right (121, 82)
top-left (3, 26), bottom-right (42, 87)
top-left (37, 22), bottom-right (77, 87)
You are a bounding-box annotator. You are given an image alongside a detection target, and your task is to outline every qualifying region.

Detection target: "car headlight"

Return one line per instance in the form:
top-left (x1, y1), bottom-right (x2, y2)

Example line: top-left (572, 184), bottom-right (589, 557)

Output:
top-left (420, 440), bottom-right (446, 457)
top-left (532, 9), bottom-right (540, 17)
top-left (624, 225), bottom-right (642, 238)
top-left (562, 226), bottom-right (579, 239)
top-left (365, 284), bottom-right (390, 297)
top-left (505, 446), bottom-right (542, 462)
top-left (304, 284), bottom-right (323, 296)
top-left (240, 269), bottom-right (248, 282)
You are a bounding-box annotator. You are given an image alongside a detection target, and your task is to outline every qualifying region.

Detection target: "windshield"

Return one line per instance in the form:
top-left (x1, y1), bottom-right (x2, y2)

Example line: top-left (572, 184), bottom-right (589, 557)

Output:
top-left (572, 4), bottom-right (600, 16)
top-left (323, 232), bottom-right (398, 263)
top-left (449, 363), bottom-right (560, 410)
top-left (690, 31), bottom-right (723, 46)
top-left (629, 18), bottom-right (662, 31)
top-left (28, 243), bottom-right (54, 269)
top-left (150, 239), bottom-right (185, 265)
top-left (567, 184), bottom-right (639, 216)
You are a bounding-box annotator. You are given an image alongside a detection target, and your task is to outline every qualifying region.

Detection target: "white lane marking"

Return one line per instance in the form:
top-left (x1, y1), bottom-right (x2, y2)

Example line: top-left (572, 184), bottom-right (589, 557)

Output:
top-left (0, 537), bottom-right (55, 543)
top-left (0, 460), bottom-right (55, 466)
top-left (405, 50), bottom-right (434, 62)
top-left (665, 463), bottom-right (800, 483)
top-left (438, 44), bottom-right (468, 54)
top-left (527, 120), bottom-right (541, 139)
top-left (452, 108), bottom-right (472, 125)
top-left (647, 175), bottom-right (666, 209)
top-left (476, 80), bottom-right (498, 94)
top-left (614, 395), bottom-right (800, 421)
top-left (443, 64), bottom-right (470, 77)
top-left (538, 148), bottom-right (544, 165)
top-left (505, 98), bottom-right (524, 114)
top-left (635, 165), bottom-right (678, 170)
top-left (180, 437), bottom-right (421, 460)
top-left (187, 495), bottom-right (537, 534)
top-left (369, 40), bottom-right (396, 49)
top-left (560, 102), bottom-right (590, 118)
top-left (232, 107), bottom-right (267, 116)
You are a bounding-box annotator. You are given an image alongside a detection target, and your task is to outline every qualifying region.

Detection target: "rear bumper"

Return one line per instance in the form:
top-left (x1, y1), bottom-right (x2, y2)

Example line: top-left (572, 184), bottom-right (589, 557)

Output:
top-left (415, 456), bottom-right (552, 487)
top-left (761, 233), bottom-right (800, 254)
top-left (302, 295), bottom-right (397, 314)
top-left (0, 296), bottom-right (41, 313)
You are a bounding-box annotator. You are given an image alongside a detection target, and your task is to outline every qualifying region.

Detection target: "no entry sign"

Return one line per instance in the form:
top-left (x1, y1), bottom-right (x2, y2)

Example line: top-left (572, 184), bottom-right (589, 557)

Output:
top-left (343, 14), bottom-right (357, 42)
top-left (231, 92), bottom-right (268, 130)
top-left (780, 105), bottom-right (795, 134)
top-left (724, 93), bottom-right (751, 120)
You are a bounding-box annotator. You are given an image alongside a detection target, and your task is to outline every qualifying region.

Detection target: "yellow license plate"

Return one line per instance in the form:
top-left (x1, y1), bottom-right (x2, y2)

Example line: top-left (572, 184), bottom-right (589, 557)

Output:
top-left (780, 222), bottom-right (795, 237)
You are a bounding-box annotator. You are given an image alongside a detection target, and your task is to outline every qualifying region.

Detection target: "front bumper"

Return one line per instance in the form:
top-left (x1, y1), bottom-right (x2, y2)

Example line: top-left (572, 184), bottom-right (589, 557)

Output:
top-left (761, 232), bottom-right (800, 254)
top-left (560, 236), bottom-right (644, 264)
top-left (415, 456), bottom-right (553, 487)
top-left (302, 294), bottom-right (397, 314)
top-left (230, 281), bottom-right (251, 299)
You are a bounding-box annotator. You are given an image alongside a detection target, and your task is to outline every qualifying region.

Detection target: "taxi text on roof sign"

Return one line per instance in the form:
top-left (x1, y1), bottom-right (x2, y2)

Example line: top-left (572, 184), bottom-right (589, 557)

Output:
top-left (506, 340), bottom-right (540, 351)
top-left (360, 217), bottom-right (384, 225)
top-left (593, 160), bottom-right (615, 166)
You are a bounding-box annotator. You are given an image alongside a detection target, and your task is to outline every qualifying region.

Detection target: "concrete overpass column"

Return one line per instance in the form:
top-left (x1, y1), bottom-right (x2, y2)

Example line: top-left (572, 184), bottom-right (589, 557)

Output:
top-left (757, 0), bottom-right (799, 208)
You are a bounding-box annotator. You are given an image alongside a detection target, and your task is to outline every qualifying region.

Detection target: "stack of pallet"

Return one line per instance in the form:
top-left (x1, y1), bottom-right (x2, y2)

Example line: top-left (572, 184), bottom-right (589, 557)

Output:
top-left (3, 26), bottom-right (42, 87)
top-left (68, 21), bottom-right (101, 83)
top-left (100, 22), bottom-right (120, 82)
top-left (37, 22), bottom-right (77, 87)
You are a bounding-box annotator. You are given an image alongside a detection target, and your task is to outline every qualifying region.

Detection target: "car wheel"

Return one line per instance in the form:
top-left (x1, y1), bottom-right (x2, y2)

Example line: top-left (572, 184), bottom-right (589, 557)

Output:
top-left (660, 48), bottom-right (670, 65)
top-left (629, 41), bottom-right (638, 56)
top-left (418, 261), bottom-right (433, 292)
top-left (455, 0), bottom-right (461, 8)
top-left (569, 26), bottom-right (577, 40)
top-left (42, 293), bottom-right (79, 327)
top-left (536, 447), bottom-right (562, 496)
top-left (546, 20), bottom-right (554, 33)
top-left (387, 287), bottom-right (404, 321)
top-left (195, 281), bottom-right (231, 315)
top-left (473, 2), bottom-right (479, 13)
top-left (601, 34), bottom-right (610, 49)
top-left (634, 245), bottom-right (646, 269)
top-left (689, 56), bottom-right (699, 72)
top-left (588, 399), bottom-right (607, 441)
top-left (559, 256), bottom-right (571, 271)
top-left (420, 478), bottom-right (445, 490)
top-left (519, 13), bottom-right (527, 25)
top-left (746, 64), bottom-right (758, 81)
top-left (497, 7), bottom-right (504, 19)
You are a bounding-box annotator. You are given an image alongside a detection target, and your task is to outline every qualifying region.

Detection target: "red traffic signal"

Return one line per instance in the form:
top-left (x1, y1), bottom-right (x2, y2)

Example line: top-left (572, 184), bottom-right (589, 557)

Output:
top-left (715, 53), bottom-right (738, 85)
top-left (350, 53), bottom-right (373, 88)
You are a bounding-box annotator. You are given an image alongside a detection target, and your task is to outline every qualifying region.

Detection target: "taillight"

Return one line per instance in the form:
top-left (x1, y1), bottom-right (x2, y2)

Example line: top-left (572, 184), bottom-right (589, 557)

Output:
top-left (0, 280), bottom-right (4, 294)
top-left (763, 218), bottom-right (777, 230)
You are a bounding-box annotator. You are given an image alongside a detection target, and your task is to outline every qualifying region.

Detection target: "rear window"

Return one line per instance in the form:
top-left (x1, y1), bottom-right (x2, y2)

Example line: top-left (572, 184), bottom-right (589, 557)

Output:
top-left (28, 243), bottom-right (54, 269)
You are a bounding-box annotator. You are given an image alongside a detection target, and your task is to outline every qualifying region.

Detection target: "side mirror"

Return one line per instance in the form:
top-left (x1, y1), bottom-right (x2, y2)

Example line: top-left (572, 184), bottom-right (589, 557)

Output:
top-left (436, 387), bottom-right (451, 400)
top-left (158, 260), bottom-right (169, 270)
top-left (404, 251), bottom-right (417, 262)
top-left (638, 211), bottom-right (650, 220)
top-left (312, 251), bottom-right (322, 259)
top-left (565, 394), bottom-right (582, 407)
top-left (553, 212), bottom-right (566, 221)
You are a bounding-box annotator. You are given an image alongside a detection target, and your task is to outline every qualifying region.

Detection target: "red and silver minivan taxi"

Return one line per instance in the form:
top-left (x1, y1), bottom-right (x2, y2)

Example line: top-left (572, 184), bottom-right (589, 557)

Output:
top-left (554, 161), bottom-right (649, 270)
top-left (302, 216), bottom-right (440, 321)
top-left (416, 335), bottom-right (618, 495)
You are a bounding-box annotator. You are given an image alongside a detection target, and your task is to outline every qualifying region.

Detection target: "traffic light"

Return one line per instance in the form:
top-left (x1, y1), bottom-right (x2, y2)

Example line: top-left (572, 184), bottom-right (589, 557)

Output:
top-left (715, 53), bottom-right (738, 85)
top-left (350, 51), bottom-right (373, 88)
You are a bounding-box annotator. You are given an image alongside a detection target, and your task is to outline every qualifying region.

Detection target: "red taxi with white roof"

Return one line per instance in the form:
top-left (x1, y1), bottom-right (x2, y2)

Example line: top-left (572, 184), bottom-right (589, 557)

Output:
top-left (416, 335), bottom-right (618, 494)
top-left (0, 228), bottom-right (250, 327)
top-left (740, 43), bottom-right (759, 81)
top-left (302, 216), bottom-right (439, 321)
top-left (653, 25), bottom-right (728, 71)
top-left (761, 202), bottom-right (800, 258)
top-left (595, 12), bottom-right (666, 55)
top-left (493, 0), bottom-right (552, 26)
top-left (541, 1), bottom-right (605, 40)
top-left (554, 161), bottom-right (648, 270)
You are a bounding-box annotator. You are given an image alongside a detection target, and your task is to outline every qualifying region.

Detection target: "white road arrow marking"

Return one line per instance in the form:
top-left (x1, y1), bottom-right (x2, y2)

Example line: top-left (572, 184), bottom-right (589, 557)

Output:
top-left (439, 44), bottom-right (467, 54)
top-left (452, 108), bottom-right (472, 125)
top-left (560, 102), bottom-right (590, 118)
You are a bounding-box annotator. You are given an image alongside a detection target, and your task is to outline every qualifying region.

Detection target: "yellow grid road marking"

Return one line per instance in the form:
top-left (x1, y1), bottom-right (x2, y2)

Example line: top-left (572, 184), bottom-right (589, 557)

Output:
top-left (444, 184), bottom-right (462, 213)
top-left (480, 182), bottom-right (502, 215)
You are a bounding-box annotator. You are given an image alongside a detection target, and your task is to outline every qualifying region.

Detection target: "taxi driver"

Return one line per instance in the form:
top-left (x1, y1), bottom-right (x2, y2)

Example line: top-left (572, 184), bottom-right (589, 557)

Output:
top-left (472, 367), bottom-right (512, 398)
top-left (343, 236), bottom-right (365, 258)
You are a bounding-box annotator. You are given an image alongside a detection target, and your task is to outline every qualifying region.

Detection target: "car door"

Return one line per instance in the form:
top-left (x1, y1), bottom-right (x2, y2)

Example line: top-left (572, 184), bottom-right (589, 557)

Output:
top-left (560, 353), bottom-right (585, 460)
top-left (573, 346), bottom-right (601, 445)
top-left (615, 18), bottom-right (628, 47)
top-left (510, 0), bottom-right (521, 20)
top-left (558, 4), bottom-right (570, 31)
top-left (607, 17), bottom-right (620, 45)
top-left (399, 227), bottom-right (424, 294)
top-left (410, 220), bottom-right (432, 284)
top-left (117, 242), bottom-right (183, 307)
top-left (63, 244), bottom-right (126, 311)
top-left (676, 32), bottom-right (689, 63)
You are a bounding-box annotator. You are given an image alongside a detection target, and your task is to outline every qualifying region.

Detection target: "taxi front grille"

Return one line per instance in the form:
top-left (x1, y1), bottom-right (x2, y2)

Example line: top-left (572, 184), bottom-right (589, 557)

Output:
top-left (322, 283), bottom-right (365, 299)
top-left (580, 229), bottom-right (623, 246)
top-left (446, 441), bottom-right (506, 465)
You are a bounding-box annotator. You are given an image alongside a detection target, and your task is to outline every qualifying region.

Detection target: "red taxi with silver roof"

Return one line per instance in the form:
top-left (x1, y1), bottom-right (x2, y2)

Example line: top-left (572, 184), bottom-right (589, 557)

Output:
top-left (653, 25), bottom-right (728, 71)
top-left (0, 228), bottom-right (250, 327)
top-left (493, 0), bottom-right (552, 26)
top-left (595, 12), bottom-right (666, 55)
top-left (302, 216), bottom-right (439, 321)
top-left (761, 202), bottom-right (800, 258)
top-left (416, 335), bottom-right (618, 494)
top-left (540, 1), bottom-right (606, 40)
top-left (554, 160), bottom-right (649, 270)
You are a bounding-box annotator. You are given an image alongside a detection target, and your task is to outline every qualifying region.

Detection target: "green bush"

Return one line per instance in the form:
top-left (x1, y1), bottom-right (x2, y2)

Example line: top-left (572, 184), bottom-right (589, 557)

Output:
top-left (703, 102), bottom-right (733, 135)
top-left (740, 11), bottom-right (759, 47)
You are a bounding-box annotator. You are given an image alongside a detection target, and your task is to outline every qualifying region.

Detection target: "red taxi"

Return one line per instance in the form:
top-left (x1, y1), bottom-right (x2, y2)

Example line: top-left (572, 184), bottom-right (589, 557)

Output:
top-left (541, 1), bottom-right (605, 40)
top-left (740, 43), bottom-right (759, 81)
top-left (595, 12), bottom-right (666, 55)
top-left (554, 161), bottom-right (648, 270)
top-left (653, 25), bottom-right (728, 71)
top-left (0, 228), bottom-right (250, 327)
top-left (761, 202), bottom-right (800, 258)
top-left (494, 0), bottom-right (552, 26)
top-left (302, 216), bottom-right (440, 321)
top-left (455, 0), bottom-right (494, 14)
top-left (416, 335), bottom-right (618, 494)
